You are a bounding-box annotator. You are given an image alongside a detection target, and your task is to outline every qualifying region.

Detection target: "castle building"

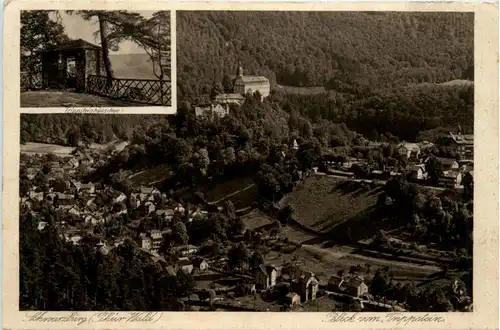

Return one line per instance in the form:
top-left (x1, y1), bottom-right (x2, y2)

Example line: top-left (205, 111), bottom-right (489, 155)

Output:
top-left (232, 63), bottom-right (271, 100)
top-left (214, 62), bottom-right (270, 105)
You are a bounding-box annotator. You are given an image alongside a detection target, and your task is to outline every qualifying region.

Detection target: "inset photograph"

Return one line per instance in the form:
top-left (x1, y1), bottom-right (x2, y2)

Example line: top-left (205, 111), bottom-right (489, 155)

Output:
top-left (20, 10), bottom-right (171, 108)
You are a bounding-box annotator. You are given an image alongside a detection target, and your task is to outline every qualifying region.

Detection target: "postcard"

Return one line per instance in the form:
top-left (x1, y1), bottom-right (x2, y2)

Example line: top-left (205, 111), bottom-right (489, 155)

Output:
top-left (2, 1), bottom-right (498, 330)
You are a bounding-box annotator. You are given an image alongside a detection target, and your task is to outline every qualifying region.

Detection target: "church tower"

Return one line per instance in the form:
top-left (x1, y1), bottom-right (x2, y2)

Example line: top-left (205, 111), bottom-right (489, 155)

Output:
top-left (236, 61), bottom-right (243, 77)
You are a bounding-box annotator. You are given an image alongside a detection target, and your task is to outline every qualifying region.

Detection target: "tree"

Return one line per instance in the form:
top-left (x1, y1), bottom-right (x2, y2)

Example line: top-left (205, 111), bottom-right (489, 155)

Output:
top-left (249, 251), bottom-right (264, 270)
top-left (172, 221), bottom-right (189, 246)
top-left (227, 242), bottom-right (249, 271)
top-left (462, 172), bottom-right (473, 200)
top-left (278, 205), bottom-right (294, 224)
top-left (20, 11), bottom-right (69, 76)
top-left (133, 11), bottom-right (171, 81)
top-left (426, 156), bottom-right (442, 185)
top-left (72, 11), bottom-right (144, 87)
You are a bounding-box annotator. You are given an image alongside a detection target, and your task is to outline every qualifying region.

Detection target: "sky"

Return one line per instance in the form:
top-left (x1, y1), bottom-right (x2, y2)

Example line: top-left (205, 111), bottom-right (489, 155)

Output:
top-left (50, 11), bottom-right (158, 55)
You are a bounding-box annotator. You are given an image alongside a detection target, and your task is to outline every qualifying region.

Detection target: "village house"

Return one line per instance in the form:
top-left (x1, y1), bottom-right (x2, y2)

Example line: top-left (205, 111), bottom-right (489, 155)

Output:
top-left (84, 214), bottom-right (100, 225)
top-left (139, 186), bottom-right (160, 200)
top-left (177, 257), bottom-right (194, 274)
top-left (189, 208), bottom-right (208, 222)
top-left (173, 244), bottom-right (199, 256)
top-left (51, 167), bottom-right (65, 176)
top-left (26, 167), bottom-right (39, 180)
top-left (149, 230), bottom-right (164, 253)
top-left (64, 234), bottom-right (82, 246)
top-left (397, 142), bottom-right (421, 160)
top-left (67, 205), bottom-right (81, 216)
top-left (166, 265), bottom-right (177, 277)
top-left (193, 258), bottom-right (209, 272)
top-left (292, 271), bottom-right (319, 303)
top-left (67, 158), bottom-right (79, 168)
top-left (214, 93), bottom-right (246, 105)
top-left (174, 203), bottom-right (186, 214)
top-left (285, 292), bottom-right (301, 308)
top-left (29, 190), bottom-right (44, 202)
top-left (458, 160), bottom-right (474, 172)
top-left (329, 275), bottom-right (369, 298)
top-left (139, 233), bottom-right (152, 251)
top-left (50, 161), bottom-right (61, 169)
top-left (145, 201), bottom-right (156, 215)
top-left (78, 152), bottom-right (94, 166)
top-left (434, 157), bottom-right (460, 171)
top-left (448, 131), bottom-right (474, 159)
top-left (37, 221), bottom-right (48, 231)
top-left (55, 192), bottom-right (75, 205)
top-left (370, 170), bottom-right (391, 181)
top-left (439, 170), bottom-right (463, 188)
top-left (254, 264), bottom-right (278, 290)
top-left (156, 209), bottom-right (175, 221)
top-left (194, 103), bottom-right (230, 118)
top-left (80, 183), bottom-right (95, 194)
top-left (409, 164), bottom-right (427, 181)
top-left (113, 192), bottom-right (127, 204)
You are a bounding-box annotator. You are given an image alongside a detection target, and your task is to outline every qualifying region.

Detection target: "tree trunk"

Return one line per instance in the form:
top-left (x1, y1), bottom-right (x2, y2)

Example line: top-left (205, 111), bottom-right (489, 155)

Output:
top-left (97, 13), bottom-right (114, 91)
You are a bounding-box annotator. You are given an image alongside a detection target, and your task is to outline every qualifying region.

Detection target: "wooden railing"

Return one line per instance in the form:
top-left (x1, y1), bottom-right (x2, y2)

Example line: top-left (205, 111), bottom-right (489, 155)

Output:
top-left (86, 75), bottom-right (171, 106)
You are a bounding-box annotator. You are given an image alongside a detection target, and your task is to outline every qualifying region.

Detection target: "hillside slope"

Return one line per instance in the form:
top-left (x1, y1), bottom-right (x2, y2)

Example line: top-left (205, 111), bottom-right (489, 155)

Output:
top-left (280, 175), bottom-right (383, 236)
top-left (177, 11), bottom-right (473, 97)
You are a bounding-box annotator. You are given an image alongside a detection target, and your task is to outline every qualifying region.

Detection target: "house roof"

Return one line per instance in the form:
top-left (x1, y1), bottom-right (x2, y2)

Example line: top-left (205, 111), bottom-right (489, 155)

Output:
top-left (442, 170), bottom-right (461, 179)
top-left (285, 292), bottom-right (299, 298)
top-left (56, 192), bottom-right (74, 200)
top-left (177, 258), bottom-right (193, 266)
top-left (241, 209), bottom-right (273, 231)
top-left (166, 265), bottom-right (177, 276)
top-left (398, 142), bottom-right (420, 151)
top-left (411, 164), bottom-right (426, 172)
top-left (257, 264), bottom-right (268, 276)
top-left (42, 39), bottom-right (101, 52)
top-left (435, 157), bottom-right (458, 166)
top-left (215, 93), bottom-right (246, 100)
top-left (140, 187), bottom-right (156, 194)
top-left (193, 258), bottom-right (207, 267)
top-left (234, 76), bottom-right (270, 84)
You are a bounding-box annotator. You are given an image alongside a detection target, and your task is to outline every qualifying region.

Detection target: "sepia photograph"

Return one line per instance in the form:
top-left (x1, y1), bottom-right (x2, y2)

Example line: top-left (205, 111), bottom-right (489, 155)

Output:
top-left (20, 10), bottom-right (172, 108)
top-left (16, 10), bottom-right (477, 314)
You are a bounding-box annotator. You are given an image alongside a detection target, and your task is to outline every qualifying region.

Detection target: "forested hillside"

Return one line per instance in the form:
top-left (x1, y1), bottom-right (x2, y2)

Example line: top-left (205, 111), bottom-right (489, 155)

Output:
top-left (177, 11), bottom-right (474, 98)
top-left (20, 114), bottom-right (170, 146)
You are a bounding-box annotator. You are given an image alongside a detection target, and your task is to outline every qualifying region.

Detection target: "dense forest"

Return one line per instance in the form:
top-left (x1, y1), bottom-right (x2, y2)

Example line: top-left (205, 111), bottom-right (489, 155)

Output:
top-left (177, 11), bottom-right (474, 98)
top-left (20, 114), bottom-right (170, 146)
top-left (21, 77), bottom-right (473, 146)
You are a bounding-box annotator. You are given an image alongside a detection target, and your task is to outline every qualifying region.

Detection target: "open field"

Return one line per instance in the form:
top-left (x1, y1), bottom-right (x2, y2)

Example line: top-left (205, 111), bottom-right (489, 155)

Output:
top-left (280, 175), bottom-right (383, 234)
top-left (178, 177), bottom-right (259, 210)
top-left (128, 163), bottom-right (173, 186)
top-left (20, 142), bottom-right (75, 156)
top-left (275, 85), bottom-right (330, 95)
top-left (240, 209), bottom-right (274, 231)
top-left (21, 91), bottom-right (145, 107)
top-left (21, 141), bottom-right (124, 156)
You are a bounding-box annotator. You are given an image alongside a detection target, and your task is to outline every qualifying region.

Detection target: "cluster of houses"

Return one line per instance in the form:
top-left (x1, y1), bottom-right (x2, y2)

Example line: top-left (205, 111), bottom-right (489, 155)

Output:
top-left (322, 133), bottom-right (474, 189)
top-left (25, 149), bottom-right (99, 181)
top-left (21, 151), bottom-right (213, 266)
